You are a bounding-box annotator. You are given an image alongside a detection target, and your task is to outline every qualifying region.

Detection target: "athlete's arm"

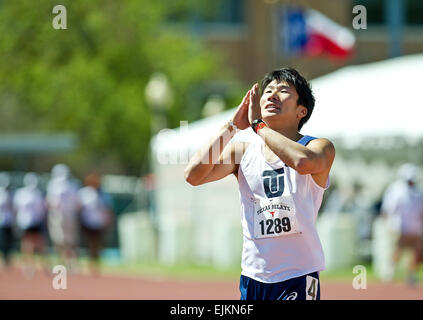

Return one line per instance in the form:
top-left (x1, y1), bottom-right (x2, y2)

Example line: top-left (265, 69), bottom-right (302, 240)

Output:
top-left (184, 124), bottom-right (239, 186)
top-left (257, 127), bottom-right (335, 176)
top-left (185, 89), bottom-right (252, 186)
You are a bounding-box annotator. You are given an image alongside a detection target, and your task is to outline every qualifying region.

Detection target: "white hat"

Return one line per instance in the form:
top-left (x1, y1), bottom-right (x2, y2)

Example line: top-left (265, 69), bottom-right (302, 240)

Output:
top-left (23, 172), bottom-right (39, 187)
top-left (51, 164), bottom-right (70, 179)
top-left (397, 163), bottom-right (420, 182)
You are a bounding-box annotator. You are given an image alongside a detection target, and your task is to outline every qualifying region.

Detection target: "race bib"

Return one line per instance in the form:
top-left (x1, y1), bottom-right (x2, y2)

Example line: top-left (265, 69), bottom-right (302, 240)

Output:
top-left (253, 197), bottom-right (300, 239)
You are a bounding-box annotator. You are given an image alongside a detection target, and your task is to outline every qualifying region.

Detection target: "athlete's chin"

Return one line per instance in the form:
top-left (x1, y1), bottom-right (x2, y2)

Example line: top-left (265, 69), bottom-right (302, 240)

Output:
top-left (262, 112), bottom-right (282, 121)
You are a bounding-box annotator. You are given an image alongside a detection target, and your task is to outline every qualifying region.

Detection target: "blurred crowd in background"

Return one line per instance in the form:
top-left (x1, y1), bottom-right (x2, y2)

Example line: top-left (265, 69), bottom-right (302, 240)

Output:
top-left (0, 164), bottom-right (114, 277)
top-left (1, 160), bottom-right (422, 286)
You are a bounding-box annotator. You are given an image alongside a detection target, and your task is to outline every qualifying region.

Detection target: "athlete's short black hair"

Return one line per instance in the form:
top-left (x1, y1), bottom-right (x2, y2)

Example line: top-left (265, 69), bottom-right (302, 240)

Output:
top-left (260, 68), bottom-right (315, 131)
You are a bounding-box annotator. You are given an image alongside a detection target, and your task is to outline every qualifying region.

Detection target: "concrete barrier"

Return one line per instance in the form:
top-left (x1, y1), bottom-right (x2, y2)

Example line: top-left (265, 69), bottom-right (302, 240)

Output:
top-left (117, 212), bottom-right (157, 262)
top-left (371, 216), bottom-right (399, 281)
top-left (211, 218), bottom-right (243, 270)
top-left (157, 216), bottom-right (194, 265)
top-left (317, 213), bottom-right (358, 270)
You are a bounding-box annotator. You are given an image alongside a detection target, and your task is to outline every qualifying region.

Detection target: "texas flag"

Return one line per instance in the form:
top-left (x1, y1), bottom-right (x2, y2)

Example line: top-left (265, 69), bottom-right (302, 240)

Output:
top-left (280, 6), bottom-right (356, 60)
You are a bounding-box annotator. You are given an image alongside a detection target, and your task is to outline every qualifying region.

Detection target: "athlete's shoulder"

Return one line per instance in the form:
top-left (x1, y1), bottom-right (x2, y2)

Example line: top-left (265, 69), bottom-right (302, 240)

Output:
top-left (306, 137), bottom-right (335, 154)
top-left (306, 137), bottom-right (333, 145)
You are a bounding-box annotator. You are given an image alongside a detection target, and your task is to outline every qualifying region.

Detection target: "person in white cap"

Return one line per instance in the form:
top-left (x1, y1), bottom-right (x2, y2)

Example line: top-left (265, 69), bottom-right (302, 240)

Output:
top-left (13, 172), bottom-right (48, 277)
top-left (381, 163), bottom-right (423, 286)
top-left (46, 164), bottom-right (80, 272)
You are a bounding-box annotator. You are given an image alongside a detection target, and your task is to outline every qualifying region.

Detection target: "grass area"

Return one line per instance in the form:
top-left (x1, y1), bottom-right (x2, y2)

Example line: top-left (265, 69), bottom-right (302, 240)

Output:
top-left (319, 263), bottom-right (378, 283)
top-left (99, 260), bottom-right (377, 283)
top-left (100, 260), bottom-right (242, 281)
top-left (2, 252), bottom-right (241, 281)
top-left (320, 258), bottom-right (423, 284)
top-left (6, 252), bottom-right (423, 285)
top-left (100, 259), bottom-right (423, 285)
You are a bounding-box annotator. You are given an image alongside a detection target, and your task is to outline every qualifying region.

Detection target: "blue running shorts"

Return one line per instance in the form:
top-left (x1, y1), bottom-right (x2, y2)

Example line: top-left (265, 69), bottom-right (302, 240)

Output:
top-left (240, 272), bottom-right (320, 300)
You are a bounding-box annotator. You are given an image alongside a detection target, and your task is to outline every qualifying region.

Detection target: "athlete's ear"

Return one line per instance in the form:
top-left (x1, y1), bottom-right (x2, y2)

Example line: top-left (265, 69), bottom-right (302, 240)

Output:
top-left (297, 105), bottom-right (307, 120)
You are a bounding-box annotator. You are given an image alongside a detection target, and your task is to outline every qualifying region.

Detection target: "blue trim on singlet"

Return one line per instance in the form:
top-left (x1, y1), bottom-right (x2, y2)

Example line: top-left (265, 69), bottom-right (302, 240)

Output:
top-left (297, 135), bottom-right (317, 146)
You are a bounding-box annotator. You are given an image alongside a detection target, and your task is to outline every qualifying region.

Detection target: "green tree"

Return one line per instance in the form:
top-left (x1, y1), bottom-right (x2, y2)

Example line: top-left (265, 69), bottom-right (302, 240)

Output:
top-left (0, 0), bottom-right (225, 175)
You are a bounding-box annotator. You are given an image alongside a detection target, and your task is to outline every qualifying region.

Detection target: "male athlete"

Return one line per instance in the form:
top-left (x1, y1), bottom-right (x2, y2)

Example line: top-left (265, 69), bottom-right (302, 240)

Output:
top-left (185, 68), bottom-right (335, 300)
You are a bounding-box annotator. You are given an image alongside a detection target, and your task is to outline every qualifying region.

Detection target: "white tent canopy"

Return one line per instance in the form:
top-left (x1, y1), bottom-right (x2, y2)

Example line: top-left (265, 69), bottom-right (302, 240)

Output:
top-left (152, 53), bottom-right (423, 157)
top-left (307, 53), bottom-right (423, 146)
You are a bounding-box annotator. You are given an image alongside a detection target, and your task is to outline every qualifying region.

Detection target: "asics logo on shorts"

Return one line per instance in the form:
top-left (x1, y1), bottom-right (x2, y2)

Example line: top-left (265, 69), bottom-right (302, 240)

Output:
top-left (286, 292), bottom-right (298, 300)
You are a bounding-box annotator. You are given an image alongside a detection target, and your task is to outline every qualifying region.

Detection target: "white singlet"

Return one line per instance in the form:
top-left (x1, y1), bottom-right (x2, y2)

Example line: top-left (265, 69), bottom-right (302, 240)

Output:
top-left (46, 177), bottom-right (80, 246)
top-left (237, 135), bottom-right (329, 283)
top-left (14, 186), bottom-right (46, 230)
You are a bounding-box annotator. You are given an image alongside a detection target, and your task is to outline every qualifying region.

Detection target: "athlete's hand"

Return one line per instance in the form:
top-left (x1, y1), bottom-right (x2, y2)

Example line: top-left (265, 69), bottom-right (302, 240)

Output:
top-left (248, 83), bottom-right (261, 125)
top-left (231, 89), bottom-right (251, 130)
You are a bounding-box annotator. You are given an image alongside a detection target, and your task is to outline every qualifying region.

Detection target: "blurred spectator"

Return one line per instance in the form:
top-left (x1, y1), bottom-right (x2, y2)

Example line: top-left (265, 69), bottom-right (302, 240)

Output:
top-left (323, 181), bottom-right (368, 216)
top-left (14, 172), bottom-right (48, 277)
top-left (323, 180), bottom-right (373, 262)
top-left (0, 173), bottom-right (15, 269)
top-left (381, 163), bottom-right (423, 286)
top-left (348, 182), bottom-right (374, 242)
top-left (78, 173), bottom-right (114, 275)
top-left (46, 164), bottom-right (81, 272)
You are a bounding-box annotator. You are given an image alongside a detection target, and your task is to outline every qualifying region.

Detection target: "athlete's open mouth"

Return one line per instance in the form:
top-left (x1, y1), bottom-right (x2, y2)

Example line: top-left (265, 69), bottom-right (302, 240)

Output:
top-left (265, 103), bottom-right (280, 110)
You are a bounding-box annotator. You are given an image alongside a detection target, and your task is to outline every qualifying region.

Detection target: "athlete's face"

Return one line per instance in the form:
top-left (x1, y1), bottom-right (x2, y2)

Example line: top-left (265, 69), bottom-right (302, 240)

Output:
top-left (260, 80), bottom-right (307, 127)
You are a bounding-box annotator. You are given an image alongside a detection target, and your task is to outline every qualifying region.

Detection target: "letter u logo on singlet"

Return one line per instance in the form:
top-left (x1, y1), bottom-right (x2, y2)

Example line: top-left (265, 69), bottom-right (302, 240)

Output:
top-left (262, 168), bottom-right (285, 198)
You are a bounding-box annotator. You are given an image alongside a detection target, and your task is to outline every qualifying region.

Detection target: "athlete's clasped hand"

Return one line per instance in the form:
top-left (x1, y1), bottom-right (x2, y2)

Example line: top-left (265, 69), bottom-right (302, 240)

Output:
top-left (248, 83), bottom-right (262, 125)
top-left (231, 83), bottom-right (262, 130)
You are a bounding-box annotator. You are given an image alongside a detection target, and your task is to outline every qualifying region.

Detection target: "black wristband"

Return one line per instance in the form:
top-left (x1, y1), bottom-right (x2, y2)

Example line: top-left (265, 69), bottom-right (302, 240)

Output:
top-left (251, 119), bottom-right (265, 133)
